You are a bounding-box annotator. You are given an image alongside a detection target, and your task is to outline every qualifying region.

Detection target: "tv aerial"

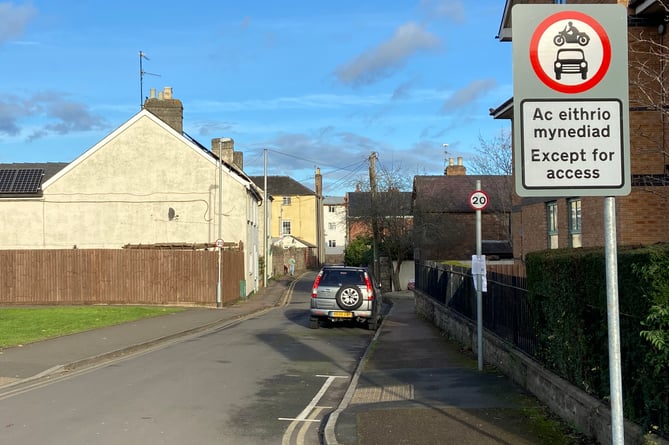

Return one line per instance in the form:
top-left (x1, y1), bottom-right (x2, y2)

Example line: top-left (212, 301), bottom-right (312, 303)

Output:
top-left (139, 51), bottom-right (161, 109)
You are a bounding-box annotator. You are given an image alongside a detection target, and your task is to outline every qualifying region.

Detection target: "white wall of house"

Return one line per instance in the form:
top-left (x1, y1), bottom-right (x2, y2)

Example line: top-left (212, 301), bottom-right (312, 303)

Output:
top-left (323, 198), bottom-right (347, 256)
top-left (0, 111), bottom-right (262, 295)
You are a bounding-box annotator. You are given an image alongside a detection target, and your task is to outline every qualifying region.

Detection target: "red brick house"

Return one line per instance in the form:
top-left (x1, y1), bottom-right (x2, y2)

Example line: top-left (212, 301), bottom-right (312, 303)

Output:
top-left (492, 0), bottom-right (669, 260)
top-left (412, 158), bottom-right (513, 261)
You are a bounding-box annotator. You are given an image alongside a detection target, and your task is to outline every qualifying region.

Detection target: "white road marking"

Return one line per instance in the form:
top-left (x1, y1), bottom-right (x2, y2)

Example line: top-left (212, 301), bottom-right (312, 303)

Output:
top-left (280, 374), bottom-right (349, 445)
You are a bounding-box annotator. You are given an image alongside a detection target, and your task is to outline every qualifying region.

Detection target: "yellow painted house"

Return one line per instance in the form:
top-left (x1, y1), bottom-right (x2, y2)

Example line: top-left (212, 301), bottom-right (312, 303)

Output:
top-left (249, 174), bottom-right (324, 265)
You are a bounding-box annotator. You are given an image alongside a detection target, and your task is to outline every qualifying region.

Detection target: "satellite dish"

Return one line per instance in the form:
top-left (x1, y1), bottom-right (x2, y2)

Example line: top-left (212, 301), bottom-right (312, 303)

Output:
top-left (168, 207), bottom-right (176, 220)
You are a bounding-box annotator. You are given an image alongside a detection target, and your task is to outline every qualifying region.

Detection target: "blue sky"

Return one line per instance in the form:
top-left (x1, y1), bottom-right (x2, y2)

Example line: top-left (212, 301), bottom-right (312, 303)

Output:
top-left (0, 0), bottom-right (512, 196)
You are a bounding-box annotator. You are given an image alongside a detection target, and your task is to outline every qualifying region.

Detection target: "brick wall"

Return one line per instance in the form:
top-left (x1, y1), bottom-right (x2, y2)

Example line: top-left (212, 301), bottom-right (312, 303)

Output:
top-left (416, 212), bottom-right (510, 260)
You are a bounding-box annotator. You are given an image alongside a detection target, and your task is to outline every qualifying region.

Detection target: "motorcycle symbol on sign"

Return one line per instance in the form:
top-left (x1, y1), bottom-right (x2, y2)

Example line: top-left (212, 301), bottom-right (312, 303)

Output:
top-left (553, 21), bottom-right (590, 46)
top-left (553, 21), bottom-right (590, 81)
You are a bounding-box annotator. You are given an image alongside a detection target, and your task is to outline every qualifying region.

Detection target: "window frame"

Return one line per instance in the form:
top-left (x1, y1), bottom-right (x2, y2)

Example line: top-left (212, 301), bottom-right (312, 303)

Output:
top-left (568, 198), bottom-right (582, 248)
top-left (546, 201), bottom-right (558, 249)
top-left (281, 220), bottom-right (292, 235)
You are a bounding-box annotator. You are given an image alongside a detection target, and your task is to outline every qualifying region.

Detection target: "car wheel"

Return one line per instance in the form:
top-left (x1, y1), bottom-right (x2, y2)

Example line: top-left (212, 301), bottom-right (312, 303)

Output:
top-left (335, 285), bottom-right (363, 310)
top-left (309, 317), bottom-right (320, 329)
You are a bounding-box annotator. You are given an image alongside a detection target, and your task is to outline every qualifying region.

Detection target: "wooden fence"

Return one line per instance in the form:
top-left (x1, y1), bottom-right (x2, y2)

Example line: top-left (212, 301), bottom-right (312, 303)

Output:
top-left (0, 249), bottom-right (245, 306)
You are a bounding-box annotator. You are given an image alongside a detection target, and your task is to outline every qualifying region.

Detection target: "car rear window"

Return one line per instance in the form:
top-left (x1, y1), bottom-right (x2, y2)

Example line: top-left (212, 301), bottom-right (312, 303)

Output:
top-left (320, 270), bottom-right (365, 286)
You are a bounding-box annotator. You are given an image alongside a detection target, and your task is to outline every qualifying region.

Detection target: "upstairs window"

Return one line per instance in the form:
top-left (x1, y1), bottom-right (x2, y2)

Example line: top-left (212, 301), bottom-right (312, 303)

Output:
top-left (282, 220), bottom-right (291, 235)
top-left (547, 201), bottom-right (558, 249)
top-left (568, 199), bottom-right (582, 248)
top-left (282, 196), bottom-right (291, 206)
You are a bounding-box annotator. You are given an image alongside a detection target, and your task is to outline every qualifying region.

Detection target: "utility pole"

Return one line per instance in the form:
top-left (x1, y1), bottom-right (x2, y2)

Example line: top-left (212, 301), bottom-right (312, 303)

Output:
top-left (368, 152), bottom-right (380, 280)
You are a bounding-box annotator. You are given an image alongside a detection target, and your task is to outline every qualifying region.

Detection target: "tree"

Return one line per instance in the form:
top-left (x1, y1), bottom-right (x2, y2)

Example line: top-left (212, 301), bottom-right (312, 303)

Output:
top-left (351, 158), bottom-right (414, 291)
top-left (468, 129), bottom-right (512, 176)
top-left (627, 9), bottom-right (669, 200)
top-left (469, 130), bottom-right (514, 244)
top-left (344, 235), bottom-right (373, 267)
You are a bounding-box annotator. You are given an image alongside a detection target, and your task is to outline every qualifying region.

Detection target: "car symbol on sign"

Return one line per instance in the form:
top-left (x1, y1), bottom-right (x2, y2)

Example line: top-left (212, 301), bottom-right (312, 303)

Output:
top-left (554, 48), bottom-right (588, 80)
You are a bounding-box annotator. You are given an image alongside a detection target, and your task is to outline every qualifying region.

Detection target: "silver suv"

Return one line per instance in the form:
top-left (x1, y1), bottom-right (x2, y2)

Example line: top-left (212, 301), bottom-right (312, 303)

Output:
top-left (309, 265), bottom-right (382, 330)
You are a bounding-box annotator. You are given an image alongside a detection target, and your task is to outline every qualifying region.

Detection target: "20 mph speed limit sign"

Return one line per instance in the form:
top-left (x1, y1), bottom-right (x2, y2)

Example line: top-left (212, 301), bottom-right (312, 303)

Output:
top-left (469, 190), bottom-right (489, 211)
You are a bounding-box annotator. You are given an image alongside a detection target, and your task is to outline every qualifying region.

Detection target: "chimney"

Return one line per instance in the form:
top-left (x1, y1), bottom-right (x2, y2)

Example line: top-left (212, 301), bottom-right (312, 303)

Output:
top-left (233, 151), bottom-right (244, 170)
top-left (212, 138), bottom-right (234, 165)
top-left (144, 86), bottom-right (183, 134)
top-left (445, 157), bottom-right (467, 176)
top-left (315, 167), bottom-right (323, 197)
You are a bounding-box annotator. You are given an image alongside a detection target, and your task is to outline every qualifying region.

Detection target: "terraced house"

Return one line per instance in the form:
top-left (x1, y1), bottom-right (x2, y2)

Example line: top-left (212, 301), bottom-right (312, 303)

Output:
top-left (0, 87), bottom-right (263, 299)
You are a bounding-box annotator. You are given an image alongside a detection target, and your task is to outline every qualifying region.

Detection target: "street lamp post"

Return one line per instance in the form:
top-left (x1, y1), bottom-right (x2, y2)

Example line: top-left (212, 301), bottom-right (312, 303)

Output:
top-left (216, 139), bottom-right (223, 308)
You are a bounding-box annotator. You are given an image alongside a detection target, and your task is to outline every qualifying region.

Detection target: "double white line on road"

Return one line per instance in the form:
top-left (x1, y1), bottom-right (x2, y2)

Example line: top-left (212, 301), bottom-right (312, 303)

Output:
top-left (280, 374), bottom-right (348, 445)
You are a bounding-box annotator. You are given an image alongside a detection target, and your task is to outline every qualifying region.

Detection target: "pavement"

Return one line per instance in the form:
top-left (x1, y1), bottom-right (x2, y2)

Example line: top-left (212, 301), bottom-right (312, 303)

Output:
top-left (0, 274), bottom-right (583, 445)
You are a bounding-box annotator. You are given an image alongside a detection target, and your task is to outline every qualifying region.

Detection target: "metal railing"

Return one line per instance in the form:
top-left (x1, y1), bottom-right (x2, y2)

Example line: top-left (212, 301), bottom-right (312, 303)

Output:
top-left (415, 260), bottom-right (536, 357)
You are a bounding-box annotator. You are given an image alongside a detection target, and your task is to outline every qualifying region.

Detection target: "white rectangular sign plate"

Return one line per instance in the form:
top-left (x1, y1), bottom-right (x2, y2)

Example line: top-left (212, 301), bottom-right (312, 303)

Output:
top-left (520, 99), bottom-right (626, 192)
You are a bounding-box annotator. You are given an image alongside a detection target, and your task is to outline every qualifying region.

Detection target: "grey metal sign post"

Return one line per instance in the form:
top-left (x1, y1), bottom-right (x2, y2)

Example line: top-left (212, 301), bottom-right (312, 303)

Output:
top-left (512, 5), bottom-right (629, 443)
top-left (469, 182), bottom-right (488, 372)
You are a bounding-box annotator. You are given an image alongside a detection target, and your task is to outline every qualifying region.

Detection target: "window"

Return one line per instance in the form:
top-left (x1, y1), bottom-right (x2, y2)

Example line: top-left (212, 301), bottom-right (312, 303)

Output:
top-left (328, 222), bottom-right (336, 230)
top-left (282, 220), bottom-right (291, 235)
top-left (547, 201), bottom-right (558, 249)
top-left (328, 206), bottom-right (336, 213)
top-left (568, 199), bottom-right (582, 248)
top-left (282, 196), bottom-right (291, 206)
top-left (328, 240), bottom-right (337, 247)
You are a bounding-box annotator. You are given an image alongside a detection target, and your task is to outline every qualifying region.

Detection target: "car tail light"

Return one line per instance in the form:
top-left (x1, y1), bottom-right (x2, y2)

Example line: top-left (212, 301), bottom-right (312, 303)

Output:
top-left (312, 273), bottom-right (323, 298)
top-left (364, 273), bottom-right (374, 300)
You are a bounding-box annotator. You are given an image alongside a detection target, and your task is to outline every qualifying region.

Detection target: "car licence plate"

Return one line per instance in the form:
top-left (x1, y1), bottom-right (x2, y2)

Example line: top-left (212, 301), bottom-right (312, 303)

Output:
top-left (332, 311), bottom-right (353, 318)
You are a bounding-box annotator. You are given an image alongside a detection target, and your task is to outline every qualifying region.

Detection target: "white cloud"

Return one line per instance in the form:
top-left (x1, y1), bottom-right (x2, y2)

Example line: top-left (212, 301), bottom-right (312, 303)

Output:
top-left (441, 78), bottom-right (497, 112)
top-left (0, 3), bottom-right (37, 44)
top-left (419, 0), bottom-right (466, 24)
top-left (335, 22), bottom-right (441, 86)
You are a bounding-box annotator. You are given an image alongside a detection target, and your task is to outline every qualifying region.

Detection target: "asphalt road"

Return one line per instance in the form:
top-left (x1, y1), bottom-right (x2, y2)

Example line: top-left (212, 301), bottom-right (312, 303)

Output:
top-left (0, 274), bottom-right (373, 445)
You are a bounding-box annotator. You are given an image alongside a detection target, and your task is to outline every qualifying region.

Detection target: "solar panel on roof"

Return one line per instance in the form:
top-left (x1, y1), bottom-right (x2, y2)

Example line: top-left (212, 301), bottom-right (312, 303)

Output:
top-left (0, 168), bottom-right (44, 194)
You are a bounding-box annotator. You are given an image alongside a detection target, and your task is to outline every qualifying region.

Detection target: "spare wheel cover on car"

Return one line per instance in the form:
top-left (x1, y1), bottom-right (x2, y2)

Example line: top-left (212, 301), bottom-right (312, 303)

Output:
top-left (335, 285), bottom-right (363, 310)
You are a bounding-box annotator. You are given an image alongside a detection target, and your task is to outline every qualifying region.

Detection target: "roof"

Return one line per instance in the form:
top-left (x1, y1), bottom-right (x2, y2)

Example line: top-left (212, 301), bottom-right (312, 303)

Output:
top-left (323, 196), bottom-right (345, 205)
top-left (347, 191), bottom-right (413, 218)
top-left (248, 176), bottom-right (315, 197)
top-left (272, 234), bottom-right (317, 249)
top-left (412, 175), bottom-right (513, 213)
top-left (0, 162), bottom-right (69, 198)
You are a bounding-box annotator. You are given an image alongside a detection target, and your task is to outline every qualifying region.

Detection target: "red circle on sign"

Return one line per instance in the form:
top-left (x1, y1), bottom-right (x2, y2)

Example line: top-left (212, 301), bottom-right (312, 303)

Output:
top-left (468, 190), bottom-right (489, 211)
top-left (529, 10), bottom-right (611, 94)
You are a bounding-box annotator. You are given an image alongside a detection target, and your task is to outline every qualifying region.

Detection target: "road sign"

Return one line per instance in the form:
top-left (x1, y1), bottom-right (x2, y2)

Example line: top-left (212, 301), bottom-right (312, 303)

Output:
top-left (512, 4), bottom-right (630, 197)
top-left (529, 10), bottom-right (611, 94)
top-left (520, 98), bottom-right (624, 191)
top-left (468, 190), bottom-right (489, 211)
top-left (215, 239), bottom-right (224, 248)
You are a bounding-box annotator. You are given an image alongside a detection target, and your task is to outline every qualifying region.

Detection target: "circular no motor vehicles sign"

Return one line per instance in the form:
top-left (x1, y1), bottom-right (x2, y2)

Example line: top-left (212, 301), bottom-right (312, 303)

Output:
top-left (529, 10), bottom-right (611, 94)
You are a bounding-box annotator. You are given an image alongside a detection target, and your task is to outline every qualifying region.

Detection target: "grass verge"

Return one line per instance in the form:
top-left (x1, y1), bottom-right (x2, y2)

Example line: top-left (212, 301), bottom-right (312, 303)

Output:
top-left (0, 306), bottom-right (184, 349)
